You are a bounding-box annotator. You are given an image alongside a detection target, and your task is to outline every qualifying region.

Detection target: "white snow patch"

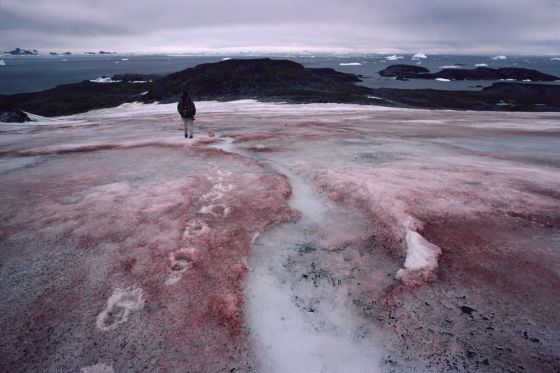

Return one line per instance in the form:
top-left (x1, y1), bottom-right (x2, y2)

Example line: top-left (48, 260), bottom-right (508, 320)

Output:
top-left (475, 63), bottom-right (488, 67)
top-left (491, 55), bottom-right (507, 60)
top-left (396, 228), bottom-right (441, 284)
top-left (386, 55), bottom-right (404, 61)
top-left (89, 77), bottom-right (122, 83)
top-left (80, 363), bottom-right (114, 373)
top-left (96, 287), bottom-right (145, 331)
top-left (339, 62), bottom-right (362, 66)
top-left (435, 78), bottom-right (451, 82)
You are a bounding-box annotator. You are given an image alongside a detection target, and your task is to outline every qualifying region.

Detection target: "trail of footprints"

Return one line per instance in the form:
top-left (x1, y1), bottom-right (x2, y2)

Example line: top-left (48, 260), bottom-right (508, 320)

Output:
top-left (165, 169), bottom-right (235, 286)
top-left (95, 169), bottom-right (236, 333)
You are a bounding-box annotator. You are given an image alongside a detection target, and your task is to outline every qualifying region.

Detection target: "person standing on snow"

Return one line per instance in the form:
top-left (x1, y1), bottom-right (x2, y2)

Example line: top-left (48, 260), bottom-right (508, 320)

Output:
top-left (178, 90), bottom-right (196, 138)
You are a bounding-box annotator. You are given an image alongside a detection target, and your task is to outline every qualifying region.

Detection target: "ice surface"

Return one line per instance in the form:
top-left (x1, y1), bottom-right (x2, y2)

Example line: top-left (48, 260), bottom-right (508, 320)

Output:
top-left (1, 100), bottom-right (559, 372)
top-left (80, 363), bottom-right (114, 373)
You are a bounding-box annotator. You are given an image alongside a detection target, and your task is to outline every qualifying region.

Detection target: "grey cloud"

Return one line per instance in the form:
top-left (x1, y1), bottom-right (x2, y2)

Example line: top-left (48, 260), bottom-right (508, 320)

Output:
top-left (0, 0), bottom-right (559, 54)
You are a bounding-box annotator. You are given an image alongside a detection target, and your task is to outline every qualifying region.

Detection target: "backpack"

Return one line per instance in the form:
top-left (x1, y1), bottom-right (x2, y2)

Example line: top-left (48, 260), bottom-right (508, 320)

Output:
top-left (178, 96), bottom-right (196, 118)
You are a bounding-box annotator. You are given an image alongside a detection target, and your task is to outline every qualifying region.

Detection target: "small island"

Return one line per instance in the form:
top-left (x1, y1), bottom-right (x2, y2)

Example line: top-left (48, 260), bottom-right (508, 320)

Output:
top-left (379, 64), bottom-right (559, 81)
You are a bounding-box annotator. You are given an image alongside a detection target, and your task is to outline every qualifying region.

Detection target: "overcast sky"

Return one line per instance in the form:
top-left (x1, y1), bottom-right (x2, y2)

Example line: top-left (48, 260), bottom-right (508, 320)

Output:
top-left (1, 0), bottom-right (559, 55)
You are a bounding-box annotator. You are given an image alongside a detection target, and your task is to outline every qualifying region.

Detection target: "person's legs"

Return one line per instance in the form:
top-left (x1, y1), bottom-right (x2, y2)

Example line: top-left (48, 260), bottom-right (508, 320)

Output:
top-left (181, 117), bottom-right (189, 138)
top-left (187, 118), bottom-right (194, 138)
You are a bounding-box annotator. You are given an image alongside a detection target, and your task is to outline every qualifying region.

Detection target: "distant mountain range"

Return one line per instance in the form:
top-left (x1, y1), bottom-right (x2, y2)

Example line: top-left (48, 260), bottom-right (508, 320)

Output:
top-left (4, 48), bottom-right (39, 55)
top-left (3, 48), bottom-right (116, 56)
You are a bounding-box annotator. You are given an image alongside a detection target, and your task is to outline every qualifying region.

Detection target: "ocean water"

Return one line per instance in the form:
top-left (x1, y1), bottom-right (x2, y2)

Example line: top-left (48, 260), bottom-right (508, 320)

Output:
top-left (0, 54), bottom-right (559, 95)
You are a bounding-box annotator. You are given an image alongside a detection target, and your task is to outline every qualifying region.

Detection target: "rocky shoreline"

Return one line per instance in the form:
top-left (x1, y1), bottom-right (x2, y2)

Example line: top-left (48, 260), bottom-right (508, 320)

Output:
top-left (2, 58), bottom-right (560, 119)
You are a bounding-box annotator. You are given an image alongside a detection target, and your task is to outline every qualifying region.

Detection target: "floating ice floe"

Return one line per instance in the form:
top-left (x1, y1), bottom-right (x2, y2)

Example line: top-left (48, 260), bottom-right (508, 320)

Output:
top-left (435, 78), bottom-right (451, 82)
top-left (385, 55), bottom-right (404, 61)
top-left (550, 57), bottom-right (560, 61)
top-left (121, 58), bottom-right (129, 61)
top-left (339, 62), bottom-right (362, 66)
top-left (491, 55), bottom-right (507, 60)
top-left (90, 77), bottom-right (122, 83)
top-left (439, 65), bottom-right (462, 69)
top-left (475, 63), bottom-right (488, 67)
top-left (0, 59), bottom-right (5, 66)
top-left (131, 80), bottom-right (148, 83)
top-left (367, 96), bottom-right (383, 100)
top-left (222, 57), bottom-right (232, 61)
top-left (412, 52), bottom-right (427, 59)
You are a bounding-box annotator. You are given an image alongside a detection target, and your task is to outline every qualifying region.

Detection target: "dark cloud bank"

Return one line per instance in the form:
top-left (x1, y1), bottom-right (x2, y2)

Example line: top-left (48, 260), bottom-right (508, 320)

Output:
top-left (1, 0), bottom-right (559, 54)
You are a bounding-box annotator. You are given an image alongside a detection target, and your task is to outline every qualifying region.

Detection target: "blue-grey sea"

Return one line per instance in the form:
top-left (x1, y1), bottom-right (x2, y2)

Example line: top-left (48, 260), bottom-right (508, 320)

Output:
top-left (1, 54), bottom-right (559, 95)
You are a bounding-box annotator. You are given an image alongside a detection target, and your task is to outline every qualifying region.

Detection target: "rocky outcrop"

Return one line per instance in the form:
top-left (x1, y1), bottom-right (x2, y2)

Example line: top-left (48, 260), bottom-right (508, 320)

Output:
top-left (0, 96), bottom-right (31, 122)
top-left (112, 73), bottom-right (162, 82)
top-left (379, 65), bottom-right (559, 81)
top-left (370, 83), bottom-right (560, 111)
top-left (378, 64), bottom-right (430, 78)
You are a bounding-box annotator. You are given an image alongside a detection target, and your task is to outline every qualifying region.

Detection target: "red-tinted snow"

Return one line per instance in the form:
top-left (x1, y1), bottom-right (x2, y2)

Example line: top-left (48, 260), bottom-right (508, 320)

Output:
top-left (1, 101), bottom-right (559, 372)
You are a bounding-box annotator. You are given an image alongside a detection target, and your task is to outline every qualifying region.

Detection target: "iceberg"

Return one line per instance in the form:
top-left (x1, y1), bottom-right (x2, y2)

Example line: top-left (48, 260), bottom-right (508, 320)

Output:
top-left (475, 63), bottom-right (488, 67)
top-left (550, 57), bottom-right (560, 61)
top-left (0, 59), bottom-right (5, 66)
top-left (439, 65), bottom-right (462, 69)
top-left (435, 78), bottom-right (451, 82)
top-left (491, 55), bottom-right (507, 60)
top-left (412, 53), bottom-right (427, 59)
top-left (339, 62), bottom-right (362, 66)
top-left (386, 55), bottom-right (404, 61)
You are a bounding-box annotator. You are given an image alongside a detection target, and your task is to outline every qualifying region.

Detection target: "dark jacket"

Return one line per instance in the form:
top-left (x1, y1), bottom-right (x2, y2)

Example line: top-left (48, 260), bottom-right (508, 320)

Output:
top-left (178, 94), bottom-right (196, 118)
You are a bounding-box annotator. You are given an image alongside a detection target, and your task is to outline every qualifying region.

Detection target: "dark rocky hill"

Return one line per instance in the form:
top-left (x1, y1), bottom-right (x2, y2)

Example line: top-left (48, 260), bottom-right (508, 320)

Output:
top-left (143, 58), bottom-right (365, 103)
